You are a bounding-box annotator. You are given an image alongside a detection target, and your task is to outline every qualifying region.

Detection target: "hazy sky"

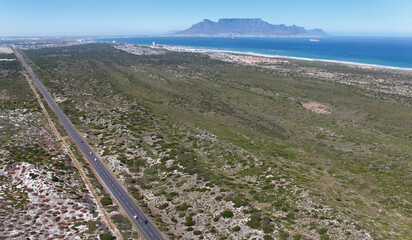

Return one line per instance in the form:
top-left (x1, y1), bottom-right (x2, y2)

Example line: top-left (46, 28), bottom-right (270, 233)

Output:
top-left (1, 0), bottom-right (412, 36)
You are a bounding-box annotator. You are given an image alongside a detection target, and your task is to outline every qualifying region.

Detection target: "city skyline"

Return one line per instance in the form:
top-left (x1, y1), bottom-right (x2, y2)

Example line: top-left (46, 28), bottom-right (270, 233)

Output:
top-left (1, 0), bottom-right (412, 37)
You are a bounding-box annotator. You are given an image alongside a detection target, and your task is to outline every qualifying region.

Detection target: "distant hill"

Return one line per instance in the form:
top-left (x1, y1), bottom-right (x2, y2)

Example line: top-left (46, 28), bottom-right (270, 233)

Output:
top-left (175, 18), bottom-right (328, 37)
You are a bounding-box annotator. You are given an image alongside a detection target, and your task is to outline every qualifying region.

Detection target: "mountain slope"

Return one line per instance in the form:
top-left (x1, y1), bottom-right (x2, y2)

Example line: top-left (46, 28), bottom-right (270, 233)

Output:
top-left (176, 18), bottom-right (328, 37)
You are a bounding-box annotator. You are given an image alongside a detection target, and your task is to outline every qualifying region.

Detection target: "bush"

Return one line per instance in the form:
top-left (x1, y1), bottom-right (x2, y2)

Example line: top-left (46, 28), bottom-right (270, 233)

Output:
top-left (158, 202), bottom-right (169, 210)
top-left (232, 226), bottom-right (241, 232)
top-left (184, 216), bottom-right (195, 226)
top-left (100, 197), bottom-right (113, 206)
top-left (279, 231), bottom-right (290, 240)
top-left (176, 203), bottom-right (192, 211)
top-left (318, 227), bottom-right (328, 235)
top-left (111, 213), bottom-right (132, 230)
top-left (247, 212), bottom-right (261, 229)
top-left (51, 176), bottom-right (59, 182)
top-left (193, 230), bottom-right (202, 235)
top-left (321, 235), bottom-right (330, 240)
top-left (220, 210), bottom-right (234, 218)
top-left (165, 192), bottom-right (178, 201)
top-left (293, 234), bottom-right (303, 240)
top-left (99, 233), bottom-right (116, 240)
top-left (264, 235), bottom-right (274, 240)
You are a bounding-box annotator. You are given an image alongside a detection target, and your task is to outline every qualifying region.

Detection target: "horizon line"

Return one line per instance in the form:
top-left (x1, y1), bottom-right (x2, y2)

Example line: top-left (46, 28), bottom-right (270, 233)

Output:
top-left (2, 34), bottom-right (412, 38)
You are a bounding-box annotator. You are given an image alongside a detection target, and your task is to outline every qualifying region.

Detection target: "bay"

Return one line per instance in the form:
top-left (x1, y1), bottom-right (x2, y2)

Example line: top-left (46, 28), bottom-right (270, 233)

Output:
top-left (94, 36), bottom-right (412, 69)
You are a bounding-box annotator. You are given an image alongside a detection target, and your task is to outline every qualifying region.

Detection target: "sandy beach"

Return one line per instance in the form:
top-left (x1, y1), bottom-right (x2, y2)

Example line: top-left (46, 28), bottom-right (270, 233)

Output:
top-left (148, 44), bottom-right (412, 72)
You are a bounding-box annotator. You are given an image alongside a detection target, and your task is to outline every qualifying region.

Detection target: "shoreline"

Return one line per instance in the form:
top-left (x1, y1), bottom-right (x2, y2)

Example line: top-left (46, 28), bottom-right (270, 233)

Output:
top-left (221, 50), bottom-right (412, 71)
top-left (227, 51), bottom-right (412, 71)
top-left (103, 39), bottom-right (412, 71)
top-left (153, 45), bottom-right (412, 71)
top-left (93, 36), bottom-right (412, 71)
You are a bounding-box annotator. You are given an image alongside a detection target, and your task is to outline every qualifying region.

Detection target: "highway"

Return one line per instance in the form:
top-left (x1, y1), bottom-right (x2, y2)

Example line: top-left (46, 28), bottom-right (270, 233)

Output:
top-left (13, 46), bottom-right (165, 240)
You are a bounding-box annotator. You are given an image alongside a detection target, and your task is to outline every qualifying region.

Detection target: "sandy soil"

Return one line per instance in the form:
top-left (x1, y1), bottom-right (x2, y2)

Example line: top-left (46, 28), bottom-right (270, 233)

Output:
top-left (301, 102), bottom-right (332, 114)
top-left (0, 47), bottom-right (13, 54)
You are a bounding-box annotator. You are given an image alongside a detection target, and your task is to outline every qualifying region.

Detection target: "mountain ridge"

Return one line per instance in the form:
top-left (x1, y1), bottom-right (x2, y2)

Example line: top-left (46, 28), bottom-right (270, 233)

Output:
top-left (175, 18), bottom-right (328, 37)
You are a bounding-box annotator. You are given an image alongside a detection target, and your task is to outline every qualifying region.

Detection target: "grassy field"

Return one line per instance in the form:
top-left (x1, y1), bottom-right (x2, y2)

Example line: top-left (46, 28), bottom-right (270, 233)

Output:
top-left (23, 43), bottom-right (412, 239)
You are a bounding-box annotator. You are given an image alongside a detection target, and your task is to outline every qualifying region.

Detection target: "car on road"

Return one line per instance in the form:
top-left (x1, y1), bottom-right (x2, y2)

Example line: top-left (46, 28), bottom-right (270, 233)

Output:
top-left (16, 46), bottom-right (164, 240)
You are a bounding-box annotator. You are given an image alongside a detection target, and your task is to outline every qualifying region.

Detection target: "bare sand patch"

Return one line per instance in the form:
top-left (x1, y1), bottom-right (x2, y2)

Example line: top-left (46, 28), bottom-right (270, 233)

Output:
top-left (301, 101), bottom-right (331, 114)
top-left (0, 46), bottom-right (13, 54)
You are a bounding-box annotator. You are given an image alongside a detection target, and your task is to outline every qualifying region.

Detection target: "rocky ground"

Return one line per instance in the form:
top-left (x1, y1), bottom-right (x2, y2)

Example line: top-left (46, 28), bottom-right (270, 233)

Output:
top-left (0, 107), bottom-right (113, 239)
top-left (0, 53), bottom-right (115, 240)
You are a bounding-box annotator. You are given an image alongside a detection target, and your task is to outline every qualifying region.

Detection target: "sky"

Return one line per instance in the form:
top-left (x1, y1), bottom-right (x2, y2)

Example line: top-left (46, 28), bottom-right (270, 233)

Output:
top-left (1, 0), bottom-right (412, 37)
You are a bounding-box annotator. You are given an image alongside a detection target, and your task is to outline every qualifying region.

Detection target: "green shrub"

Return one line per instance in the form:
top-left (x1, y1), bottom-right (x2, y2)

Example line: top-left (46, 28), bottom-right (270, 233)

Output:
top-left (318, 227), bottom-right (328, 235)
top-left (279, 231), bottom-right (289, 240)
top-left (165, 192), bottom-right (178, 201)
top-left (220, 210), bottom-right (234, 218)
top-left (309, 221), bottom-right (317, 230)
top-left (158, 202), bottom-right (169, 210)
top-left (184, 216), bottom-right (195, 226)
top-left (321, 234), bottom-right (330, 240)
top-left (247, 212), bottom-right (261, 229)
top-left (293, 234), bottom-right (303, 240)
top-left (232, 226), bottom-right (241, 232)
top-left (99, 233), bottom-right (116, 240)
top-left (100, 197), bottom-right (113, 206)
top-left (176, 203), bottom-right (192, 211)
top-left (264, 235), bottom-right (274, 240)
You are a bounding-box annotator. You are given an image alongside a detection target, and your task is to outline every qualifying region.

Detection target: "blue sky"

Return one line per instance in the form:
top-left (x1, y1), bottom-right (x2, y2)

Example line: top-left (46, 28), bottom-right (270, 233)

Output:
top-left (1, 0), bottom-right (411, 36)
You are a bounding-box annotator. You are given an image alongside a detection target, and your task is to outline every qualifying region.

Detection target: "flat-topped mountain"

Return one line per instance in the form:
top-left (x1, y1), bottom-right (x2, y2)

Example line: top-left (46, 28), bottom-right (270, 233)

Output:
top-left (175, 18), bottom-right (328, 37)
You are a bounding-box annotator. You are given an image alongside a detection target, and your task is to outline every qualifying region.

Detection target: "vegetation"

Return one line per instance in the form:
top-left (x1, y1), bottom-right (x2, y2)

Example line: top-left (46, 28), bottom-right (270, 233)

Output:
top-left (99, 232), bottom-right (116, 240)
top-left (100, 197), bottom-right (113, 206)
top-left (220, 210), bottom-right (234, 218)
top-left (22, 43), bottom-right (412, 239)
top-left (0, 49), bottom-right (110, 239)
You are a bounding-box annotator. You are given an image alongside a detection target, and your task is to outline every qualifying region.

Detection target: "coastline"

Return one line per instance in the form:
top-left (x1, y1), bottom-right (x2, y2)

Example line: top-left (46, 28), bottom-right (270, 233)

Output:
top-left (151, 44), bottom-right (412, 72)
top-left (94, 36), bottom-right (412, 71)
top-left (221, 50), bottom-right (412, 71)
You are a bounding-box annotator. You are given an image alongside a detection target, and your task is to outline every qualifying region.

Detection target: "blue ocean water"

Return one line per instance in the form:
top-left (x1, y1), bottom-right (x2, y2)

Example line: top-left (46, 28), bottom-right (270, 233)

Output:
top-left (94, 37), bottom-right (412, 69)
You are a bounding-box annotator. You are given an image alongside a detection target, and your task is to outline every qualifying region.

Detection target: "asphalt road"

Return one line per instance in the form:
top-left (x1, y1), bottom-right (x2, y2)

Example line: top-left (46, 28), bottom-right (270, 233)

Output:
top-left (13, 46), bottom-right (165, 240)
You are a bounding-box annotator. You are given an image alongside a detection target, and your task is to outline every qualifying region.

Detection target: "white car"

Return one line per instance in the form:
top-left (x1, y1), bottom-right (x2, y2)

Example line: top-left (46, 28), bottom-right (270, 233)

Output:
top-left (134, 215), bottom-right (138, 220)
top-left (94, 158), bottom-right (97, 161)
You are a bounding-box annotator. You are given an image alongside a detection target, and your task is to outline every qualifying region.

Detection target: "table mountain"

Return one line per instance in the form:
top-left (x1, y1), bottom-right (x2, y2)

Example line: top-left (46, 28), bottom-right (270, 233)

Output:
top-left (175, 18), bottom-right (328, 37)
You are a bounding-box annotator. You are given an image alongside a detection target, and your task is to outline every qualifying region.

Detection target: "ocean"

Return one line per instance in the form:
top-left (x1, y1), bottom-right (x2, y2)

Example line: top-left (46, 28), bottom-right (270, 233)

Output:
top-left (94, 36), bottom-right (412, 69)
